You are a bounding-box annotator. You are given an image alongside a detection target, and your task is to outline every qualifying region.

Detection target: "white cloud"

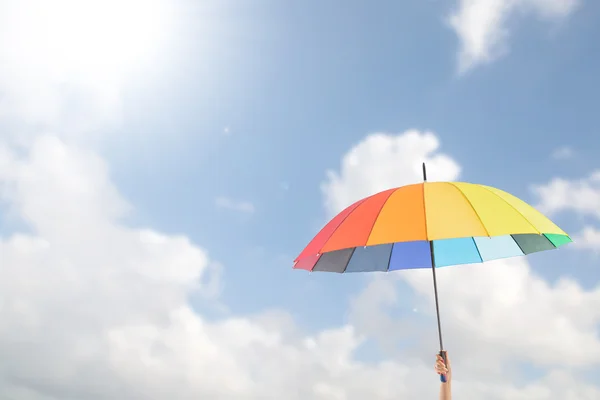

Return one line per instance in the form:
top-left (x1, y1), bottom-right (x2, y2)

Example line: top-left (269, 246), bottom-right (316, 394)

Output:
top-left (532, 170), bottom-right (600, 220)
top-left (401, 259), bottom-right (600, 368)
top-left (532, 171), bottom-right (600, 252)
top-left (321, 130), bottom-right (461, 216)
top-left (323, 130), bottom-right (600, 395)
top-left (448, 0), bottom-right (579, 72)
top-left (5, 136), bottom-right (594, 399)
top-left (0, 130), bottom-right (597, 399)
top-left (572, 226), bottom-right (600, 252)
top-left (0, 136), bottom-right (405, 399)
top-left (0, 1), bottom-right (597, 395)
top-left (215, 196), bottom-right (255, 214)
top-left (551, 146), bottom-right (574, 160)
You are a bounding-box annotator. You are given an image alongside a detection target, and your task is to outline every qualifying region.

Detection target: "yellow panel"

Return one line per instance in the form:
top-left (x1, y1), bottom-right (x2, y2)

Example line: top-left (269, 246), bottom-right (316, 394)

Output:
top-left (367, 184), bottom-right (427, 245)
top-left (424, 182), bottom-right (488, 240)
top-left (450, 183), bottom-right (538, 236)
top-left (481, 185), bottom-right (567, 235)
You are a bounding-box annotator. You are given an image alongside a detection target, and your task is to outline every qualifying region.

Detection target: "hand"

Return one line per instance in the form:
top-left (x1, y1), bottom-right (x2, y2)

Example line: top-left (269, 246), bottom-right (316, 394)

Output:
top-left (435, 352), bottom-right (451, 382)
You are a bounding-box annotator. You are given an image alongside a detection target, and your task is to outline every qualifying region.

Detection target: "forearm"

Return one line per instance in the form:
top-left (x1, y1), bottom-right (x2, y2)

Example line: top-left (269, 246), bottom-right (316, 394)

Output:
top-left (439, 382), bottom-right (451, 400)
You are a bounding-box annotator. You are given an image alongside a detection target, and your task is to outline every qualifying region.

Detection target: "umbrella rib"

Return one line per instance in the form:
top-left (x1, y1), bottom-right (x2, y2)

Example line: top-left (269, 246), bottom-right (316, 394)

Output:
top-left (510, 234), bottom-right (527, 255)
top-left (313, 198), bottom-right (369, 257)
top-left (471, 237), bottom-right (484, 263)
top-left (446, 182), bottom-right (491, 237)
top-left (362, 189), bottom-right (399, 245)
top-left (478, 185), bottom-right (542, 235)
top-left (384, 243), bottom-right (394, 272)
top-left (422, 182), bottom-right (430, 241)
top-left (319, 188), bottom-right (398, 254)
top-left (340, 247), bottom-right (357, 273)
top-left (542, 233), bottom-right (562, 248)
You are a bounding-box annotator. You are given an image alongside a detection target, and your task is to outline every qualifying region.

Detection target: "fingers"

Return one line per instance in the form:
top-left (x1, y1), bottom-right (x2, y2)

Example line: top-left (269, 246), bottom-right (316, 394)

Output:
top-left (434, 366), bottom-right (448, 375)
top-left (434, 354), bottom-right (449, 375)
top-left (438, 351), bottom-right (451, 366)
top-left (434, 360), bottom-right (448, 375)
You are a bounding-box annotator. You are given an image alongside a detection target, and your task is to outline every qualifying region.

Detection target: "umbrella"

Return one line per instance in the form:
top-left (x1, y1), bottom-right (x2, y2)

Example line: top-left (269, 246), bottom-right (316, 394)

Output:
top-left (293, 163), bottom-right (571, 382)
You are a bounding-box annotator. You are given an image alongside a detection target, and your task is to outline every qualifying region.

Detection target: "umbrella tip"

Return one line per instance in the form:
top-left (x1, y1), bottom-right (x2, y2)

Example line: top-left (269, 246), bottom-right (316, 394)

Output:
top-left (422, 162), bottom-right (427, 182)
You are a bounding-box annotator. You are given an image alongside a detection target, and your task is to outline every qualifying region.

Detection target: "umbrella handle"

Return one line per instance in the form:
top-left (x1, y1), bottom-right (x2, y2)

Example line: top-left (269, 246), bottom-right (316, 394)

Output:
top-left (439, 351), bottom-right (448, 383)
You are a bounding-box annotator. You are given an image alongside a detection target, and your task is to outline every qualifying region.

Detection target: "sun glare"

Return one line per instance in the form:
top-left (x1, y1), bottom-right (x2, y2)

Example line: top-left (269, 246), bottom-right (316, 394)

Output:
top-left (11, 0), bottom-right (173, 83)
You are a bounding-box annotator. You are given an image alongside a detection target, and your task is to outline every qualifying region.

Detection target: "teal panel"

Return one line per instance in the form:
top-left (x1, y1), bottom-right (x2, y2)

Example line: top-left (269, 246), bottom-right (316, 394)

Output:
top-left (544, 233), bottom-right (572, 248)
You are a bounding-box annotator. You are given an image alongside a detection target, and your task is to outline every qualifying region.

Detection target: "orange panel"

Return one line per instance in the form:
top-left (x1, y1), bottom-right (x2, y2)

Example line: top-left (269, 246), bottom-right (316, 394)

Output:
top-left (366, 184), bottom-right (427, 245)
top-left (424, 182), bottom-right (488, 240)
top-left (321, 189), bottom-right (396, 252)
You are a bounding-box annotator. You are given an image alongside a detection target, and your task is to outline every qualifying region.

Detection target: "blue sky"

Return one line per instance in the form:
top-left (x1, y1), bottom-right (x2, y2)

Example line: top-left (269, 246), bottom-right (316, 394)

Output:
top-left (104, 0), bottom-right (599, 324)
top-left (1, 0), bottom-right (600, 398)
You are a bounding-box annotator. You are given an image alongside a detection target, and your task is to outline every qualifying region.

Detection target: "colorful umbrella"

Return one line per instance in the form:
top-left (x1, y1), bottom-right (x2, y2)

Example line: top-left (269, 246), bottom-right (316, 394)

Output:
top-left (293, 164), bottom-right (571, 382)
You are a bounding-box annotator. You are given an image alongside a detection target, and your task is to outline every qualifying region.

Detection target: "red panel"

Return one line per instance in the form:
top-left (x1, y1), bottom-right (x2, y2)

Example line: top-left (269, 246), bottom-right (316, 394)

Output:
top-left (321, 188), bottom-right (396, 252)
top-left (293, 253), bottom-right (321, 271)
top-left (294, 198), bottom-right (366, 261)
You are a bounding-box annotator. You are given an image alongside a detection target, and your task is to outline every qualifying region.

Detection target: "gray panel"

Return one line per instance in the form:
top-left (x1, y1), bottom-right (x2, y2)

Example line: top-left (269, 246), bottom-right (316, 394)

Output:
top-left (312, 248), bottom-right (355, 273)
top-left (511, 234), bottom-right (555, 255)
top-left (293, 254), bottom-right (321, 271)
top-left (344, 244), bottom-right (393, 272)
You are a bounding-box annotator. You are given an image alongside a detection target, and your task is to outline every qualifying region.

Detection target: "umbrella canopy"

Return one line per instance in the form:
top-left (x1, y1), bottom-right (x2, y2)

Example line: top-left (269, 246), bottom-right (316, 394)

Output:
top-left (293, 164), bottom-right (571, 383)
top-left (294, 181), bottom-right (571, 273)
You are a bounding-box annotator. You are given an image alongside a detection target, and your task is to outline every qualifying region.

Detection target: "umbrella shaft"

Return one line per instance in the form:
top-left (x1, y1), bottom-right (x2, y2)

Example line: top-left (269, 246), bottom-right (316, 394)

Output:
top-left (429, 241), bottom-right (444, 351)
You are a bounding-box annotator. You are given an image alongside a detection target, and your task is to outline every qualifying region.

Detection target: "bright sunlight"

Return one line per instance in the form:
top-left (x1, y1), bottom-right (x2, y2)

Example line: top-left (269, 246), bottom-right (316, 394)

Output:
top-left (2, 0), bottom-right (173, 84)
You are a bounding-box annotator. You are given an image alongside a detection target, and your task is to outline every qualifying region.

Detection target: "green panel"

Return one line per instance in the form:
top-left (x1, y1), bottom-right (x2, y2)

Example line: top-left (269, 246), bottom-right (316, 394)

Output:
top-left (511, 234), bottom-right (555, 255)
top-left (544, 233), bottom-right (572, 248)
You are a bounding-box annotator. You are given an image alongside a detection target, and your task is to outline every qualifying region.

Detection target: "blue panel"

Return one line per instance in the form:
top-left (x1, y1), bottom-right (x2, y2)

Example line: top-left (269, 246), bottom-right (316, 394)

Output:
top-left (345, 244), bottom-right (393, 272)
top-left (433, 237), bottom-right (482, 267)
top-left (389, 241), bottom-right (431, 270)
top-left (474, 235), bottom-right (523, 261)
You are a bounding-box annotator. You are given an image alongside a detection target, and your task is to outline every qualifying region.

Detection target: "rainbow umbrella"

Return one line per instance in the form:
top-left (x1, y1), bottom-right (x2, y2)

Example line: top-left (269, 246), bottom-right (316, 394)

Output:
top-left (294, 164), bottom-right (571, 382)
